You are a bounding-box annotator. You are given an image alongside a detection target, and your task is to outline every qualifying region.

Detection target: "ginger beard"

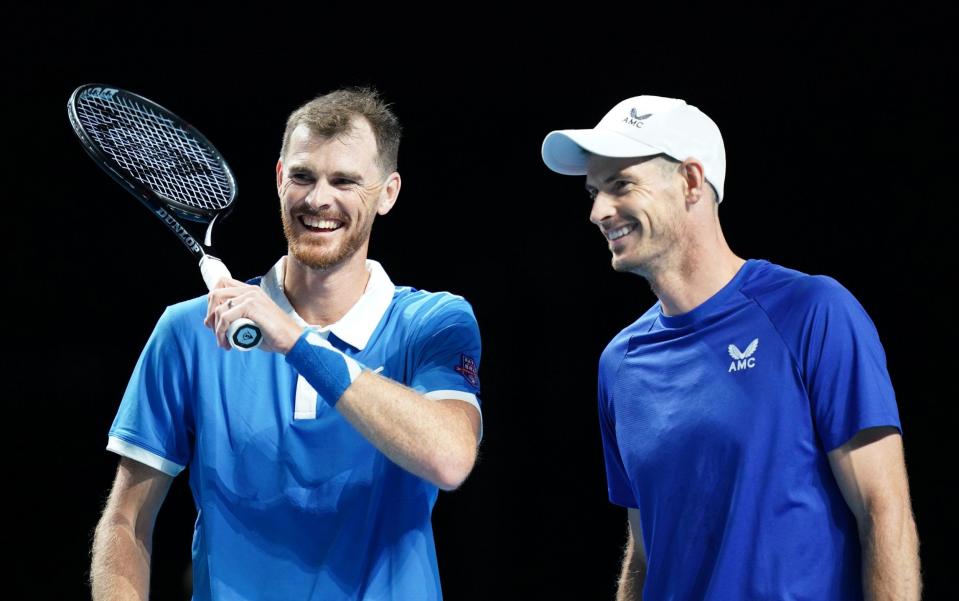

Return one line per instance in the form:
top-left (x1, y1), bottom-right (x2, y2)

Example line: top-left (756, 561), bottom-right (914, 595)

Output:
top-left (280, 201), bottom-right (377, 270)
top-left (276, 121), bottom-right (392, 271)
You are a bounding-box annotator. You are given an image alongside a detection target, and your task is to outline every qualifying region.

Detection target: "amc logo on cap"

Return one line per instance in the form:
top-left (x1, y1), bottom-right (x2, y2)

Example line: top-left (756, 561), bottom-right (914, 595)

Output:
top-left (623, 108), bottom-right (653, 128)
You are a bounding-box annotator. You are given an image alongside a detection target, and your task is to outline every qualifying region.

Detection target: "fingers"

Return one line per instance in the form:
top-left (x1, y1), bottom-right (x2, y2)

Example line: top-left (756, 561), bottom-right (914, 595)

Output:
top-left (213, 298), bottom-right (250, 350)
top-left (204, 281), bottom-right (258, 348)
top-left (205, 278), bottom-right (246, 319)
top-left (214, 276), bottom-right (246, 289)
top-left (202, 281), bottom-right (300, 353)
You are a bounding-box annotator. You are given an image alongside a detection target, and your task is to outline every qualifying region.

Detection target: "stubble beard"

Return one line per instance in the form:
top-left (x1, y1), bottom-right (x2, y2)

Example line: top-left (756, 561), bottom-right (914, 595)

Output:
top-left (281, 209), bottom-right (375, 270)
top-left (612, 211), bottom-right (688, 280)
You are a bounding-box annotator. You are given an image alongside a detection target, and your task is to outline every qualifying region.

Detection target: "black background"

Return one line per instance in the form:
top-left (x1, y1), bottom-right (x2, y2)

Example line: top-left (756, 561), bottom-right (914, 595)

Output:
top-left (7, 4), bottom-right (956, 599)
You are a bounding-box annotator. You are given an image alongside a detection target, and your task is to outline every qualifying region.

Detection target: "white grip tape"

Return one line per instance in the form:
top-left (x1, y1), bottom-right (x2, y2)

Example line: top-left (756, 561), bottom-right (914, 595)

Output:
top-left (199, 255), bottom-right (261, 351)
top-left (199, 255), bottom-right (232, 291)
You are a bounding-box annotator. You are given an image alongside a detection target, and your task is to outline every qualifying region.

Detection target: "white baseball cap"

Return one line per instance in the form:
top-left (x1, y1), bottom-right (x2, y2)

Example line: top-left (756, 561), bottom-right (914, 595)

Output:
top-left (541, 95), bottom-right (727, 202)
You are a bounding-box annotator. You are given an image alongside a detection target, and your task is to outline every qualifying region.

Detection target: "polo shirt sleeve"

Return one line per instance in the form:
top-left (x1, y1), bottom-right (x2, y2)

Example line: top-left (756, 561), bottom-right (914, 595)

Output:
top-left (598, 349), bottom-right (639, 508)
top-left (798, 276), bottom-right (902, 451)
top-left (408, 296), bottom-right (482, 413)
top-left (107, 306), bottom-right (194, 476)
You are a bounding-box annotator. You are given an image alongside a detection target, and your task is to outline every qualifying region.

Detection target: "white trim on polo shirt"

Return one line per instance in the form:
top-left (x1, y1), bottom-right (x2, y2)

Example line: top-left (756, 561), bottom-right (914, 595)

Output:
top-left (424, 390), bottom-right (483, 441)
top-left (424, 390), bottom-right (480, 412)
top-left (107, 436), bottom-right (185, 476)
top-left (260, 256), bottom-right (395, 351)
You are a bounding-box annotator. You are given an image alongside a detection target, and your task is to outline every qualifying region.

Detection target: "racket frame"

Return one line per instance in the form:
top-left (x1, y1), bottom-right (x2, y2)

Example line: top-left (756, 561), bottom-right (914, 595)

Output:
top-left (67, 84), bottom-right (262, 350)
top-left (67, 84), bottom-right (238, 261)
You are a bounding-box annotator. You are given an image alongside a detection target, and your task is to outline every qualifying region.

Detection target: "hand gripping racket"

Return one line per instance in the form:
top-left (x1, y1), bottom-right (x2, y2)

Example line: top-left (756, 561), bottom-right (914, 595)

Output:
top-left (67, 84), bottom-right (262, 350)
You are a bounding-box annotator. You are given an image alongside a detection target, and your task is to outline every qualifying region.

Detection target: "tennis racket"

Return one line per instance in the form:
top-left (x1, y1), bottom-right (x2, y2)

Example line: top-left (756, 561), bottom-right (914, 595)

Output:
top-left (67, 84), bottom-right (262, 350)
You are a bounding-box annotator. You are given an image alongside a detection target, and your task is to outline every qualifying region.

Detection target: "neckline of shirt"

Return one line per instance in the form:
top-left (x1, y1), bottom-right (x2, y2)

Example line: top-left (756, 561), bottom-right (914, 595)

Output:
top-left (260, 256), bottom-right (396, 351)
top-left (656, 259), bottom-right (761, 329)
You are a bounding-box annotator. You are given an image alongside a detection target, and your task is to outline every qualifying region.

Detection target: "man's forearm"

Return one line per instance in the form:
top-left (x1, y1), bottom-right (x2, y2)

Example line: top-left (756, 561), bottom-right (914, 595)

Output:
top-left (90, 513), bottom-right (152, 601)
top-left (616, 540), bottom-right (645, 601)
top-left (335, 371), bottom-right (478, 490)
top-left (860, 504), bottom-right (921, 601)
top-left (283, 330), bottom-right (479, 490)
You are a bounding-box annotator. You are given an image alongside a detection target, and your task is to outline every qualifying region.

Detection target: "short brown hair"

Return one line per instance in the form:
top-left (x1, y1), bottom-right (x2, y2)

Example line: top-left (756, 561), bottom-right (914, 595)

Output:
top-left (280, 87), bottom-right (401, 174)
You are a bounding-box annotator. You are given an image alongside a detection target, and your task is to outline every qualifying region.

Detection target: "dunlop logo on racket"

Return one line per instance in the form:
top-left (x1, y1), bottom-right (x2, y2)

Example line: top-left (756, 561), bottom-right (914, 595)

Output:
top-left (155, 207), bottom-right (202, 254)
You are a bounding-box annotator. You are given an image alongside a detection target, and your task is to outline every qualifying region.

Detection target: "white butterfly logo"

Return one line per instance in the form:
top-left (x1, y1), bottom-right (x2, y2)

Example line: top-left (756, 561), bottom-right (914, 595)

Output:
top-left (728, 338), bottom-right (759, 360)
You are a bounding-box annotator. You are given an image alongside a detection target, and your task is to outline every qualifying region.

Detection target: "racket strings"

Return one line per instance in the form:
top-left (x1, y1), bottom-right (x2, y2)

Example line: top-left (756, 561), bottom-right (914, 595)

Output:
top-left (75, 93), bottom-right (234, 212)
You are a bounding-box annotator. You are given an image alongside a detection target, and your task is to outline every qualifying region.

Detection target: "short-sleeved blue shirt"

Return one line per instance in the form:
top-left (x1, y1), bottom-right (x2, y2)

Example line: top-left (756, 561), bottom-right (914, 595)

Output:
top-left (598, 259), bottom-right (900, 600)
top-left (108, 258), bottom-right (482, 600)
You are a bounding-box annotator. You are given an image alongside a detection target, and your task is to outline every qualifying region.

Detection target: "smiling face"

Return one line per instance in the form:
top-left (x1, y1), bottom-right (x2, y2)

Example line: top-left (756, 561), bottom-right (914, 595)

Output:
top-left (585, 154), bottom-right (689, 277)
top-left (276, 119), bottom-right (400, 270)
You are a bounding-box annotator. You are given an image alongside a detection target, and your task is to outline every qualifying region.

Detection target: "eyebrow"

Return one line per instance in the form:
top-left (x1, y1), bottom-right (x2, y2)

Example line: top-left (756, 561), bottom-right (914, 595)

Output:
top-left (585, 172), bottom-right (632, 190)
top-left (287, 165), bottom-right (365, 183)
top-left (329, 169), bottom-right (365, 183)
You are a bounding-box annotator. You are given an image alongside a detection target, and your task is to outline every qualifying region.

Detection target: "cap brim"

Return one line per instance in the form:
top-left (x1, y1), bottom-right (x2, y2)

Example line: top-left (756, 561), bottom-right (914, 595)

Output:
top-left (541, 129), bottom-right (664, 175)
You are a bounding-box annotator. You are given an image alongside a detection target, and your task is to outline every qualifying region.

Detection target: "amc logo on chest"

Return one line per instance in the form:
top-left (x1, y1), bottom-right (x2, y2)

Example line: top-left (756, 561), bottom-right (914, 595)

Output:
top-left (727, 339), bottom-right (759, 373)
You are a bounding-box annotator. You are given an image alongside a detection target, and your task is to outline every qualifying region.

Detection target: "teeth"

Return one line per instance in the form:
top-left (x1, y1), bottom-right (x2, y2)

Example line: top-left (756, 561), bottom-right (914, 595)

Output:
top-left (607, 224), bottom-right (636, 240)
top-left (302, 217), bottom-right (341, 230)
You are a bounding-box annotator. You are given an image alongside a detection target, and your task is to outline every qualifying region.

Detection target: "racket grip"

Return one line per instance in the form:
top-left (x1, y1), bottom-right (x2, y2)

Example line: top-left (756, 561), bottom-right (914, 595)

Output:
top-left (199, 256), bottom-right (263, 351)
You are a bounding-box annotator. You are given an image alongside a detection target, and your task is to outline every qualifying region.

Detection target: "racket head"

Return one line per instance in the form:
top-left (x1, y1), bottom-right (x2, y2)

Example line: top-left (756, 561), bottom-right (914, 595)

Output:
top-left (67, 84), bottom-right (238, 223)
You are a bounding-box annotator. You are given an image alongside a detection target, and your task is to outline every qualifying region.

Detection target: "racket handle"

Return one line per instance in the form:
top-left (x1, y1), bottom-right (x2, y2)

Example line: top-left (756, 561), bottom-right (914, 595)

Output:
top-left (199, 256), bottom-right (263, 351)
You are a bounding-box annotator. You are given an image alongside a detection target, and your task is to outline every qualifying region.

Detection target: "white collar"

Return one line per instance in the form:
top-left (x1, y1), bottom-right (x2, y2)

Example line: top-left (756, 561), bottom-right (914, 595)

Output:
top-left (260, 256), bottom-right (395, 351)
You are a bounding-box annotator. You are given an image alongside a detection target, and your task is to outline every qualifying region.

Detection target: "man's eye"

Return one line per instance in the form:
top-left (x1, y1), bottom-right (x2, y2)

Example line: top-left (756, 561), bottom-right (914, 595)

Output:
top-left (613, 181), bottom-right (630, 192)
top-left (587, 189), bottom-right (598, 200)
top-left (290, 173), bottom-right (313, 184)
top-left (333, 178), bottom-right (357, 187)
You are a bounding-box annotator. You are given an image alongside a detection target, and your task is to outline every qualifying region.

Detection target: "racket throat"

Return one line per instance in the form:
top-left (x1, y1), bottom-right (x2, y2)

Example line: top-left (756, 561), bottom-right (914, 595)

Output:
top-left (205, 213), bottom-right (223, 247)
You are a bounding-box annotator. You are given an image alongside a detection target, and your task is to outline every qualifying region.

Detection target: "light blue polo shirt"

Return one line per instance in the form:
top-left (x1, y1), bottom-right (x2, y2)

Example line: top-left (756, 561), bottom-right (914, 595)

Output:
top-left (108, 258), bottom-right (482, 600)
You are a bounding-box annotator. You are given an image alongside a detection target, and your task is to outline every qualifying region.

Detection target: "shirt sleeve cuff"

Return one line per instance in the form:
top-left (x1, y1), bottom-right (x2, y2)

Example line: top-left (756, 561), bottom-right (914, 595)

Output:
top-left (424, 390), bottom-right (483, 442)
top-left (107, 436), bottom-right (185, 477)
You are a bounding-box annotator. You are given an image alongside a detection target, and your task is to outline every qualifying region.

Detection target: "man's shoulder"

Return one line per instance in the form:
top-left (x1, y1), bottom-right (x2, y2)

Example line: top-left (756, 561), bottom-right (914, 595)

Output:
top-left (145, 294), bottom-right (210, 342)
top-left (391, 285), bottom-right (476, 319)
top-left (742, 259), bottom-right (861, 314)
top-left (125, 295), bottom-right (213, 362)
top-left (162, 294), bottom-right (210, 323)
top-left (387, 286), bottom-right (479, 340)
top-left (742, 260), bottom-right (876, 350)
top-left (600, 304), bottom-right (660, 366)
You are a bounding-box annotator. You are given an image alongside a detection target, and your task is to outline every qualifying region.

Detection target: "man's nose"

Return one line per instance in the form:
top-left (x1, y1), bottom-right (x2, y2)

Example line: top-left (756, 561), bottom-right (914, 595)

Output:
top-left (589, 193), bottom-right (615, 225)
top-left (305, 180), bottom-right (335, 210)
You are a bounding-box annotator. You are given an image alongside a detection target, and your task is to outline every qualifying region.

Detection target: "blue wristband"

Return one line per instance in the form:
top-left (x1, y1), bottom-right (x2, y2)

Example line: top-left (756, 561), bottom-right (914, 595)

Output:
top-left (285, 330), bottom-right (364, 407)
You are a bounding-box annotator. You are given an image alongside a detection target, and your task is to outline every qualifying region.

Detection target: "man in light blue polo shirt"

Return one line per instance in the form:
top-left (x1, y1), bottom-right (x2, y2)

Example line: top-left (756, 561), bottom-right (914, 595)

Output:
top-left (541, 96), bottom-right (920, 600)
top-left (90, 88), bottom-right (482, 601)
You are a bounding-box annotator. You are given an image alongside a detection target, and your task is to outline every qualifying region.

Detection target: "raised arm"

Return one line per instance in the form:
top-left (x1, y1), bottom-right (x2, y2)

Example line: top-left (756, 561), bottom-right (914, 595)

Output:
top-left (206, 279), bottom-right (482, 491)
top-left (828, 427), bottom-right (921, 601)
top-left (334, 371), bottom-right (480, 489)
top-left (91, 457), bottom-right (173, 601)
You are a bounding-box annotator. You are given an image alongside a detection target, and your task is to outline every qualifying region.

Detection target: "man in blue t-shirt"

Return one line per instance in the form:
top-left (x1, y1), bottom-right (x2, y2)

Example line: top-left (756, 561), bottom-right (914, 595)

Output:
top-left (90, 88), bottom-right (483, 601)
top-left (541, 96), bottom-right (920, 600)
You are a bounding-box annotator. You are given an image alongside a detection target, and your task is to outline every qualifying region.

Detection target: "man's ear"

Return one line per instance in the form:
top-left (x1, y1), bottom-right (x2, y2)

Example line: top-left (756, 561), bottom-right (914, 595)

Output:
top-left (679, 158), bottom-right (707, 205)
top-left (377, 172), bottom-right (402, 216)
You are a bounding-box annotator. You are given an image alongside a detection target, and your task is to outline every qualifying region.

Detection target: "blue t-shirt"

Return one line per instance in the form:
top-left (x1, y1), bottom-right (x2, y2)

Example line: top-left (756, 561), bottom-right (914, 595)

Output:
top-left (598, 259), bottom-right (900, 601)
top-left (108, 259), bottom-right (482, 601)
